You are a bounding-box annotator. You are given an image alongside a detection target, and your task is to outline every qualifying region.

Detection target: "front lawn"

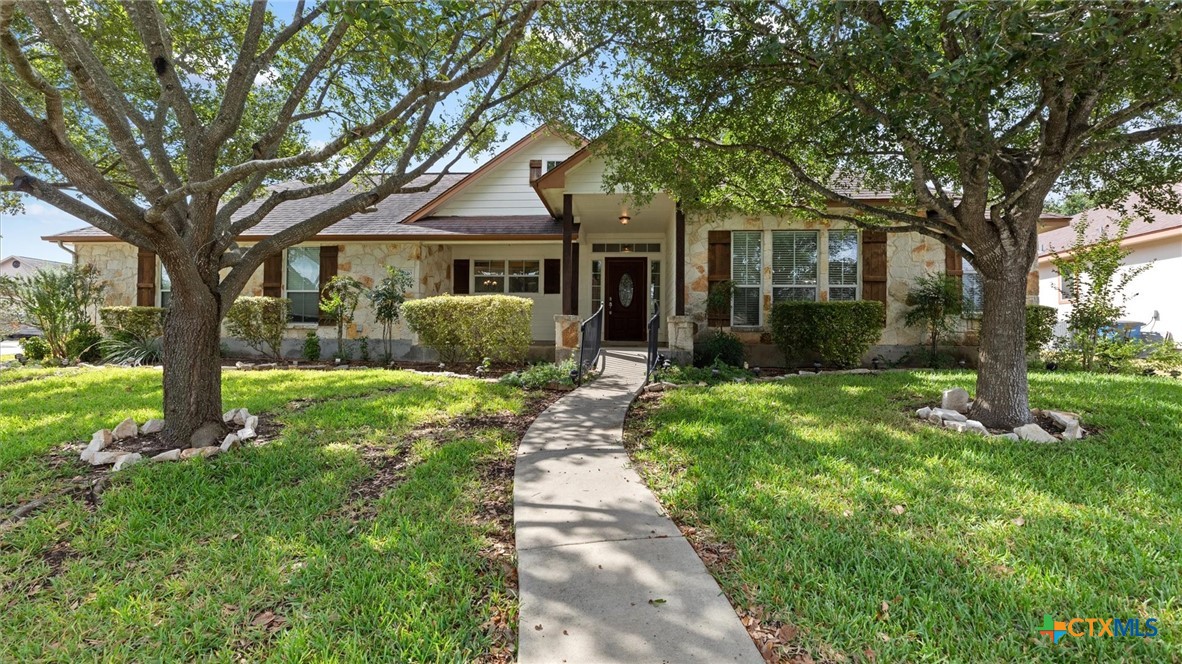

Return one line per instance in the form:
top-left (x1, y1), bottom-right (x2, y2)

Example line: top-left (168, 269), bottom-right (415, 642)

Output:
top-left (626, 370), bottom-right (1182, 662)
top-left (1, 366), bottom-right (534, 661)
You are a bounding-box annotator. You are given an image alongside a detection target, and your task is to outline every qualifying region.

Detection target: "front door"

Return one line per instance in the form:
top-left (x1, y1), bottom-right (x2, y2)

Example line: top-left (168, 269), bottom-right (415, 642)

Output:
top-left (604, 257), bottom-right (647, 342)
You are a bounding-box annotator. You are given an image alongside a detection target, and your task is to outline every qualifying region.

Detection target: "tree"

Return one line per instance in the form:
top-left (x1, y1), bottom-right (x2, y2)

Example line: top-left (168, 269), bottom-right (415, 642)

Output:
top-left (368, 265), bottom-right (413, 362)
top-left (319, 274), bottom-right (364, 360)
top-left (0, 264), bottom-right (106, 360)
top-left (903, 274), bottom-right (963, 366)
top-left (1045, 191), bottom-right (1095, 217)
top-left (562, 2), bottom-right (1182, 428)
top-left (1, 1), bottom-right (604, 444)
top-left (1052, 216), bottom-right (1151, 371)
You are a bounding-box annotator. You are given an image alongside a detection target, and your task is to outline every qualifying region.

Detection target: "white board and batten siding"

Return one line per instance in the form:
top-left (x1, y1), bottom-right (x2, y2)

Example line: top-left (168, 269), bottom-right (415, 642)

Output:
top-left (434, 134), bottom-right (577, 217)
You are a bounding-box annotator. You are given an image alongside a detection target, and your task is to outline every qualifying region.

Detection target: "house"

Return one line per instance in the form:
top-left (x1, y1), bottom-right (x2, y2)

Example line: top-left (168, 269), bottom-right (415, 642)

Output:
top-left (1036, 192), bottom-right (1182, 342)
top-left (43, 125), bottom-right (1069, 364)
top-left (1, 255), bottom-right (70, 278)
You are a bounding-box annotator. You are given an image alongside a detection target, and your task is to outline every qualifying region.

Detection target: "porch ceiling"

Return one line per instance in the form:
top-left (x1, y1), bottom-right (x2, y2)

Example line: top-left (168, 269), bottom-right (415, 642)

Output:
top-left (571, 193), bottom-right (675, 234)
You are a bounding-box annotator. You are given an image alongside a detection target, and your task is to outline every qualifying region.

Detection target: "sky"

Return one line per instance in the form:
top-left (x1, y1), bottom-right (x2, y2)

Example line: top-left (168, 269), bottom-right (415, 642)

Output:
top-left (0, 121), bottom-right (536, 263)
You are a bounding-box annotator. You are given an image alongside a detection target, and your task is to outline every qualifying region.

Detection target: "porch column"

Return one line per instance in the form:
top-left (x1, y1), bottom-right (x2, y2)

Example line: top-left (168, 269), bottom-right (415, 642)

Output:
top-left (675, 204), bottom-right (686, 316)
top-left (562, 194), bottom-right (574, 315)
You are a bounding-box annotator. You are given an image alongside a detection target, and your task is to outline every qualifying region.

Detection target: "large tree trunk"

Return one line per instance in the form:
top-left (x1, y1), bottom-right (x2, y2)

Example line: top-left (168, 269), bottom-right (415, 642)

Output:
top-left (970, 268), bottom-right (1033, 429)
top-left (161, 280), bottom-right (226, 447)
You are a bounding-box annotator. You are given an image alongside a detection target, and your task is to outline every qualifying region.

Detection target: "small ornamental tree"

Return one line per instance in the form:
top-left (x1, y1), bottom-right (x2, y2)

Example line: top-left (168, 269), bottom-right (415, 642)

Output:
top-left (903, 274), bottom-right (964, 365)
top-left (319, 275), bottom-right (365, 361)
top-left (368, 266), bottom-right (414, 362)
top-left (1052, 217), bottom-right (1151, 371)
top-left (225, 296), bottom-right (290, 361)
top-left (0, 264), bottom-right (106, 360)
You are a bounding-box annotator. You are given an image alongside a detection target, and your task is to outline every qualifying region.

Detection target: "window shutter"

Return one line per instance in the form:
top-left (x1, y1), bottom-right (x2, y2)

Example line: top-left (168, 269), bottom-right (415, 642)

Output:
top-left (262, 252), bottom-right (283, 297)
top-left (136, 249), bottom-right (156, 306)
top-left (707, 231), bottom-right (732, 326)
top-left (861, 230), bottom-right (888, 314)
top-left (453, 259), bottom-right (470, 294)
top-left (945, 245), bottom-right (963, 279)
top-left (543, 259), bottom-right (560, 294)
top-left (318, 245), bottom-right (339, 326)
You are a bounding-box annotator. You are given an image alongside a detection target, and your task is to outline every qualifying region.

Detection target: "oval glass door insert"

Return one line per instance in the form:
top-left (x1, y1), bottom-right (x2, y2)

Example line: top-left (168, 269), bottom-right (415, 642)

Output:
top-left (618, 273), bottom-right (634, 307)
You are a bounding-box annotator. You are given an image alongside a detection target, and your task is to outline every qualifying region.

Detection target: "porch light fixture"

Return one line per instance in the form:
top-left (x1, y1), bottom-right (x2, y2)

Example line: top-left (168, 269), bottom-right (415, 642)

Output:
top-left (618, 213), bottom-right (631, 225)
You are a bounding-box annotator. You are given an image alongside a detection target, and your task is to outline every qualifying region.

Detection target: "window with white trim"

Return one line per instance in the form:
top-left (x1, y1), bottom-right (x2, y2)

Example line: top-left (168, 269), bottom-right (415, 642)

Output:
top-left (507, 260), bottom-right (540, 293)
top-left (591, 259), bottom-right (602, 312)
top-left (286, 246), bottom-right (320, 323)
top-left (827, 229), bottom-right (859, 301)
top-left (962, 259), bottom-right (984, 316)
top-left (159, 263), bottom-right (172, 309)
top-left (772, 230), bottom-right (818, 302)
top-left (1059, 266), bottom-right (1077, 301)
top-left (731, 231), bottom-right (762, 326)
top-left (474, 260), bottom-right (541, 294)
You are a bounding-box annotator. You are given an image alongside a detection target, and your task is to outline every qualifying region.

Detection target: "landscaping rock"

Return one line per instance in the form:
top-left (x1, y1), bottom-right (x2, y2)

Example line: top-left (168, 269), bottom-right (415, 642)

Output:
top-left (1045, 410), bottom-right (1081, 430)
top-left (222, 408), bottom-right (239, 423)
top-left (233, 409), bottom-right (250, 426)
top-left (220, 434), bottom-right (240, 452)
top-left (180, 446), bottom-right (221, 460)
top-left (941, 388), bottom-right (971, 413)
top-left (81, 429), bottom-right (113, 462)
top-left (926, 410), bottom-right (944, 426)
top-left (237, 428), bottom-right (257, 442)
top-left (995, 432), bottom-right (1020, 442)
top-left (112, 453), bottom-right (144, 471)
top-left (1014, 423), bottom-right (1058, 443)
top-left (244, 415), bottom-right (258, 431)
top-left (644, 382), bottom-right (665, 393)
top-left (931, 407), bottom-right (967, 423)
top-left (152, 449), bottom-right (182, 462)
top-left (963, 420), bottom-right (989, 435)
top-left (141, 418), bottom-right (165, 435)
top-left (189, 422), bottom-right (223, 448)
top-left (89, 450), bottom-right (123, 466)
top-left (1062, 422), bottom-right (1085, 440)
top-left (915, 406), bottom-right (932, 420)
top-left (943, 420), bottom-right (969, 433)
top-left (112, 417), bottom-right (138, 440)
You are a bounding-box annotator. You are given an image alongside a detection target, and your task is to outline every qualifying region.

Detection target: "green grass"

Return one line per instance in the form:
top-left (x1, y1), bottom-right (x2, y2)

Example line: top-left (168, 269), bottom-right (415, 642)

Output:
top-left (1, 367), bottom-right (525, 661)
top-left (627, 370), bottom-right (1182, 662)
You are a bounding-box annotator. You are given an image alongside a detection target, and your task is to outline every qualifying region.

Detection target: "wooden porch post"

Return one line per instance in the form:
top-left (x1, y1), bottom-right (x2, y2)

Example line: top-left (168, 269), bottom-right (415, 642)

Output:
top-left (675, 204), bottom-right (686, 316)
top-left (562, 194), bottom-right (574, 315)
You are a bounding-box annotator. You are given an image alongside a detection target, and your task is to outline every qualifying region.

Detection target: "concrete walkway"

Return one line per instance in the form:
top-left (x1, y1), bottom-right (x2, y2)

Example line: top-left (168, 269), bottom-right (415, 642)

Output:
top-left (514, 350), bottom-right (761, 663)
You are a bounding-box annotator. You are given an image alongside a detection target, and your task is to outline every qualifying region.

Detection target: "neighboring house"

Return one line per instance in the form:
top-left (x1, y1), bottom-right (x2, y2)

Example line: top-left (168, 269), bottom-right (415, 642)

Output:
top-left (44, 125), bottom-right (1069, 364)
top-left (1036, 193), bottom-right (1182, 342)
top-left (0, 255), bottom-right (69, 278)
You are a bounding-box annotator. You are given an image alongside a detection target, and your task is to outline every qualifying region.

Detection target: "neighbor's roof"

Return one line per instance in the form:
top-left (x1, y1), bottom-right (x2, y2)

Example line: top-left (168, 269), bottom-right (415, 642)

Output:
top-left (1038, 188), bottom-right (1182, 257)
top-left (1, 255), bottom-right (70, 270)
top-left (43, 173), bottom-right (563, 243)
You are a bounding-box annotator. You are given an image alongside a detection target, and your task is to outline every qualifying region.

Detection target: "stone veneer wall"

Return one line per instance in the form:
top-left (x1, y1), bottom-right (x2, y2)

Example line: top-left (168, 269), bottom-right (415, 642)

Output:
top-left (75, 243), bottom-right (139, 307)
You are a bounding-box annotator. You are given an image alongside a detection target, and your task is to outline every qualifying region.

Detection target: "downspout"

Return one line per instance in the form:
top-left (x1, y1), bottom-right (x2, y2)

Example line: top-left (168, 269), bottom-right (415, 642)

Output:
top-left (56, 241), bottom-right (77, 265)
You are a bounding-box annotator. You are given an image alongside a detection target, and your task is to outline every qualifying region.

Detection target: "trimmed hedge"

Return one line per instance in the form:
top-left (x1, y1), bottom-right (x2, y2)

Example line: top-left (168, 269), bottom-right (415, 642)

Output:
top-left (403, 294), bottom-right (533, 363)
top-left (99, 306), bottom-right (166, 341)
top-left (1025, 304), bottom-right (1057, 356)
top-left (770, 300), bottom-right (885, 368)
top-left (225, 296), bottom-right (291, 360)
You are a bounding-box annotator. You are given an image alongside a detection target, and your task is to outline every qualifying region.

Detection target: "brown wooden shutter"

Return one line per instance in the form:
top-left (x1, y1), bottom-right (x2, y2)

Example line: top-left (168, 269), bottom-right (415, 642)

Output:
top-left (529, 159), bottom-right (542, 182)
top-left (707, 231), bottom-right (731, 326)
top-left (136, 248), bottom-right (156, 306)
top-left (262, 252), bottom-right (283, 297)
top-left (945, 244), bottom-right (964, 299)
top-left (318, 245), bottom-right (339, 326)
top-left (861, 230), bottom-right (888, 314)
top-left (543, 259), bottom-right (560, 294)
top-left (453, 259), bottom-right (470, 294)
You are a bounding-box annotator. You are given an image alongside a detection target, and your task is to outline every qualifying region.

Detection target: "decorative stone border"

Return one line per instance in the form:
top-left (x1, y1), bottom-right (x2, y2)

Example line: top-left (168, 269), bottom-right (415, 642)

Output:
top-left (79, 408), bottom-right (261, 471)
top-left (914, 388), bottom-right (1086, 442)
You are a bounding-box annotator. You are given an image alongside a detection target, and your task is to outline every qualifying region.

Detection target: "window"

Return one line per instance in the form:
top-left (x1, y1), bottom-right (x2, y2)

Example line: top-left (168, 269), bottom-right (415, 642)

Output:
top-left (591, 259), bottom-right (602, 312)
top-left (771, 230), bottom-right (818, 303)
top-left (1059, 266), bottom-right (1077, 301)
top-left (473, 260), bottom-right (540, 294)
top-left (286, 246), bottom-right (320, 323)
top-left (962, 260), bottom-right (984, 316)
top-left (731, 231), bottom-right (762, 325)
top-left (591, 243), bottom-right (661, 253)
top-left (827, 229), bottom-right (859, 301)
top-left (474, 260), bottom-right (506, 293)
top-left (650, 260), bottom-right (661, 308)
top-left (546, 160), bottom-right (563, 172)
top-left (159, 263), bottom-right (172, 309)
top-left (508, 260), bottom-right (540, 293)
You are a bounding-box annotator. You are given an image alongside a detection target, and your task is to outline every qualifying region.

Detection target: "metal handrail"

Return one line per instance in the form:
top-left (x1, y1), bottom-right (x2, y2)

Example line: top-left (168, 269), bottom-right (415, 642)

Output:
top-left (573, 305), bottom-right (604, 386)
top-left (645, 299), bottom-right (662, 384)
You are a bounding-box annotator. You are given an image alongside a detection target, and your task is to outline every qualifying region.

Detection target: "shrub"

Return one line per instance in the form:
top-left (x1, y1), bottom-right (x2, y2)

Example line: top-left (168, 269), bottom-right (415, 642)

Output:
top-left (403, 294), bottom-right (533, 363)
top-left (19, 336), bottom-right (51, 361)
top-left (319, 275), bottom-right (366, 361)
top-left (99, 306), bottom-right (166, 342)
top-left (369, 266), bottom-right (414, 362)
top-left (359, 336), bottom-right (370, 362)
top-left (500, 359), bottom-right (577, 389)
top-left (102, 335), bottom-right (163, 366)
top-left (770, 300), bottom-right (885, 368)
top-left (1146, 339), bottom-right (1182, 373)
top-left (225, 296), bottom-right (290, 360)
top-left (694, 330), bottom-right (744, 367)
top-left (657, 358), bottom-right (753, 384)
top-left (902, 274), bottom-right (962, 364)
top-left (1025, 305), bottom-right (1057, 356)
top-left (65, 322), bottom-right (103, 362)
top-left (302, 330), bottom-right (321, 362)
top-left (0, 264), bottom-right (106, 360)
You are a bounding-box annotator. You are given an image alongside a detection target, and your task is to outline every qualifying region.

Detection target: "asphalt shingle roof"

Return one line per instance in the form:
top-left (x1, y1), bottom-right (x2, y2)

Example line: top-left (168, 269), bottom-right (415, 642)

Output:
top-left (1038, 187), bottom-right (1182, 256)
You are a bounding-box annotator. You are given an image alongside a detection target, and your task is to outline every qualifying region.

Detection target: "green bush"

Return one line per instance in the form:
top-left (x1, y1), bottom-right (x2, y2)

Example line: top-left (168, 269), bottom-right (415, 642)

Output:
top-left (225, 297), bottom-right (290, 360)
top-left (19, 336), bottom-right (51, 361)
top-left (302, 331), bottom-right (321, 362)
top-left (1025, 304), bottom-right (1057, 356)
top-left (65, 322), bottom-right (103, 362)
top-left (403, 294), bottom-right (533, 364)
top-left (770, 300), bottom-right (885, 368)
top-left (500, 359), bottom-right (577, 389)
top-left (694, 330), bottom-right (745, 367)
top-left (102, 335), bottom-right (163, 366)
top-left (99, 306), bottom-right (166, 342)
top-left (657, 358), bottom-right (753, 384)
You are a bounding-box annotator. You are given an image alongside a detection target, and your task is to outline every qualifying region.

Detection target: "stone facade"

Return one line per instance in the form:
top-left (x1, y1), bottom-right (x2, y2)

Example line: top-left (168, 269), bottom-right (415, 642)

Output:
top-left (75, 243), bottom-right (138, 307)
